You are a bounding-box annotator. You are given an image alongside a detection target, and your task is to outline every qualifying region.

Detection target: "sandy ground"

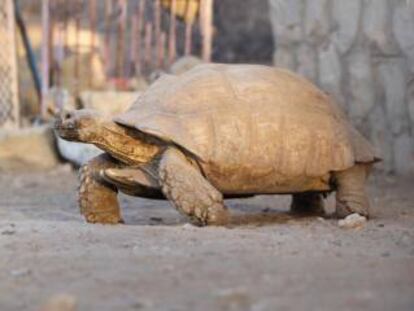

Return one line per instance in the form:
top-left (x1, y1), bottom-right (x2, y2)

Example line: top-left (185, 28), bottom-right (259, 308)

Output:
top-left (0, 167), bottom-right (413, 311)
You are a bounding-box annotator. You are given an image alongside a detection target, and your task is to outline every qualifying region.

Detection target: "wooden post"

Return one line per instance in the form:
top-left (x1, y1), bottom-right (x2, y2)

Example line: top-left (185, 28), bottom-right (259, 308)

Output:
top-left (116, 0), bottom-right (127, 78)
top-left (104, 0), bottom-right (113, 77)
top-left (135, 0), bottom-right (146, 75)
top-left (200, 0), bottom-right (213, 62)
top-left (184, 21), bottom-right (192, 56)
top-left (154, 0), bottom-right (161, 68)
top-left (158, 31), bottom-right (166, 68)
top-left (41, 0), bottom-right (50, 118)
top-left (89, 0), bottom-right (97, 87)
top-left (144, 22), bottom-right (153, 71)
top-left (1, 0), bottom-right (20, 128)
top-left (168, 0), bottom-right (177, 65)
top-left (74, 0), bottom-right (81, 96)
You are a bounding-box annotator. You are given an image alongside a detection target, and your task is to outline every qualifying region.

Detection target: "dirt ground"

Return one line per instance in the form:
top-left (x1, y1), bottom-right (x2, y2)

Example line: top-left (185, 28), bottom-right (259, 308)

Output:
top-left (0, 167), bottom-right (413, 311)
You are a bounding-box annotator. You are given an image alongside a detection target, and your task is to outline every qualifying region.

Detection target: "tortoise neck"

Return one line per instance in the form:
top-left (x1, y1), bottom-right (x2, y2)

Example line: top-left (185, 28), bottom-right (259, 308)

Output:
top-left (92, 121), bottom-right (161, 164)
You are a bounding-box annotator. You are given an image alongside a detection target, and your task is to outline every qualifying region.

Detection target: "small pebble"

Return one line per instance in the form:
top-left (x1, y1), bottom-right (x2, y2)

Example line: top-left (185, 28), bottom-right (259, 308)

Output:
top-left (10, 268), bottom-right (31, 277)
top-left (338, 213), bottom-right (367, 229)
top-left (39, 294), bottom-right (77, 311)
top-left (1, 230), bottom-right (15, 235)
top-left (182, 223), bottom-right (196, 229)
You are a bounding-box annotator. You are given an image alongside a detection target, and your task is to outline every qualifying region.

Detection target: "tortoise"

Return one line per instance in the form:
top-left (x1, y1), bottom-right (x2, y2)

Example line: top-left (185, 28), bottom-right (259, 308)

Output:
top-left (55, 64), bottom-right (380, 226)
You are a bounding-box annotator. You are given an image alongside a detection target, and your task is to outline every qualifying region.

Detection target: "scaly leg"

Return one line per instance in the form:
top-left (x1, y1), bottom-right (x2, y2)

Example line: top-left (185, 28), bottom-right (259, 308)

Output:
top-left (334, 164), bottom-right (371, 218)
top-left (78, 154), bottom-right (123, 224)
top-left (158, 148), bottom-right (230, 226)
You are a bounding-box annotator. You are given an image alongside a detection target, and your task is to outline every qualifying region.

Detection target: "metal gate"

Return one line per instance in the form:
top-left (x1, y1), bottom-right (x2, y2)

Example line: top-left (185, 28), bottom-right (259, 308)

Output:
top-left (0, 0), bottom-right (19, 128)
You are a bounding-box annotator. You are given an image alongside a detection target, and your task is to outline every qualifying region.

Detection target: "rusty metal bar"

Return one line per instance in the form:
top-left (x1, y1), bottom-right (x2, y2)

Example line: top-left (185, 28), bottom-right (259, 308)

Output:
top-left (41, 0), bottom-right (50, 118)
top-left (63, 0), bottom-right (69, 55)
top-left (154, 0), bottom-right (161, 68)
top-left (74, 0), bottom-right (81, 96)
top-left (135, 0), bottom-right (146, 75)
top-left (116, 0), bottom-right (127, 78)
top-left (158, 31), bottom-right (166, 68)
top-left (144, 21), bottom-right (152, 71)
top-left (48, 0), bottom-right (55, 85)
top-left (104, 0), bottom-right (113, 77)
top-left (129, 1), bottom-right (138, 77)
top-left (168, 0), bottom-right (177, 65)
top-left (89, 0), bottom-right (97, 87)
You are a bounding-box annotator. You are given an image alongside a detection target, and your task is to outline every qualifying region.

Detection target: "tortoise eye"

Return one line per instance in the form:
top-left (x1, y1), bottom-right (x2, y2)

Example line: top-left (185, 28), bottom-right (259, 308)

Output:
top-left (62, 111), bottom-right (73, 121)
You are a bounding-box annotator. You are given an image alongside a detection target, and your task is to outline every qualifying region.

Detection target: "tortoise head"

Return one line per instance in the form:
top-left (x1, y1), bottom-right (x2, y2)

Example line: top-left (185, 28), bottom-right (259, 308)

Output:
top-left (54, 109), bottom-right (105, 142)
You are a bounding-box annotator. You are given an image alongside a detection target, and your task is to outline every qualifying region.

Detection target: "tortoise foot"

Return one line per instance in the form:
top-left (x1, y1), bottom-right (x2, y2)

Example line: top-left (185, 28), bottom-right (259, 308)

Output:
top-left (79, 154), bottom-right (123, 224)
top-left (159, 148), bottom-right (230, 226)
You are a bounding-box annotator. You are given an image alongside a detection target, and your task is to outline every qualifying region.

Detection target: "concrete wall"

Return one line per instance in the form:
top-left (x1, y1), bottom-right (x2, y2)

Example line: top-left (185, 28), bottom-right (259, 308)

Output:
top-left (213, 0), bottom-right (274, 63)
top-left (269, 0), bottom-right (414, 174)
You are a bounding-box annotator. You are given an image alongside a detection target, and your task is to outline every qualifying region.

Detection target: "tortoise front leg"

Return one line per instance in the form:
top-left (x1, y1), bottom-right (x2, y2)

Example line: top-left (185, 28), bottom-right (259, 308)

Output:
top-left (334, 164), bottom-right (371, 218)
top-left (158, 148), bottom-right (230, 226)
top-left (79, 154), bottom-right (123, 224)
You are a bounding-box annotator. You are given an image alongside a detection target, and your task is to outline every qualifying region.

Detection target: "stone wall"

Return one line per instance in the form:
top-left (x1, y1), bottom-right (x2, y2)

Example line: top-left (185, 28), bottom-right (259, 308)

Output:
top-left (268, 0), bottom-right (414, 175)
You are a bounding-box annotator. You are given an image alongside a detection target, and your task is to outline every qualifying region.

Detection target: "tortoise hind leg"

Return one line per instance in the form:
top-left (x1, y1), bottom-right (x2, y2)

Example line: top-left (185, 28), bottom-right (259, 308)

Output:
top-left (79, 154), bottom-right (123, 224)
top-left (290, 192), bottom-right (325, 215)
top-left (158, 148), bottom-right (230, 226)
top-left (334, 164), bottom-right (371, 218)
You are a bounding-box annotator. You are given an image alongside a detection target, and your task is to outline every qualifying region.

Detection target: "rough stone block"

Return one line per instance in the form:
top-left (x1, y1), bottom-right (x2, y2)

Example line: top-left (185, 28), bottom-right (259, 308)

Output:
top-left (318, 42), bottom-right (346, 111)
top-left (393, 1), bottom-right (414, 71)
top-left (363, 0), bottom-right (398, 55)
top-left (377, 58), bottom-right (409, 135)
top-left (268, 0), bottom-right (304, 46)
top-left (297, 44), bottom-right (317, 81)
top-left (393, 132), bottom-right (414, 175)
top-left (0, 125), bottom-right (60, 171)
top-left (332, 0), bottom-right (362, 54)
top-left (273, 47), bottom-right (296, 71)
top-left (347, 48), bottom-right (376, 124)
top-left (304, 0), bottom-right (331, 44)
top-left (367, 105), bottom-right (394, 173)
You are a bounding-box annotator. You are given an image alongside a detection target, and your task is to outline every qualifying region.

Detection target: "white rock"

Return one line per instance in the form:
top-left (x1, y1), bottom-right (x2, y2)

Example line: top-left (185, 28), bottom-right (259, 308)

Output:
top-left (182, 223), bottom-right (197, 230)
top-left (56, 137), bottom-right (102, 166)
top-left (338, 213), bottom-right (367, 229)
top-left (10, 268), bottom-right (31, 277)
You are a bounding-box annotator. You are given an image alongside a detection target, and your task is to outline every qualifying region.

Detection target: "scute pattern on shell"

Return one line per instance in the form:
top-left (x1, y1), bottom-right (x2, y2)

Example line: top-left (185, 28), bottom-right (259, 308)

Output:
top-left (115, 64), bottom-right (377, 185)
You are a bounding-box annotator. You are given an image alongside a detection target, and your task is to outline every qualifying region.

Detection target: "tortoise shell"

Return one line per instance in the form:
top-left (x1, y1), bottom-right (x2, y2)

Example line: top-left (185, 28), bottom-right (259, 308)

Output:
top-left (115, 64), bottom-right (377, 193)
